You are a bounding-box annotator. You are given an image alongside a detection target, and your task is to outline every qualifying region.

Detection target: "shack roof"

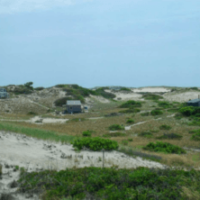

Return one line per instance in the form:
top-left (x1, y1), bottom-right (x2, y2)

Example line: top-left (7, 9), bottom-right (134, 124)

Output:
top-left (67, 100), bottom-right (81, 106)
top-left (187, 99), bottom-right (200, 103)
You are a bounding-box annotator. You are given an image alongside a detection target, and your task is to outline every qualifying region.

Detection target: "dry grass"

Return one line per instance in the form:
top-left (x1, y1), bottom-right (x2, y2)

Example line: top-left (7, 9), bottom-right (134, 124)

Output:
top-left (1, 99), bottom-right (200, 169)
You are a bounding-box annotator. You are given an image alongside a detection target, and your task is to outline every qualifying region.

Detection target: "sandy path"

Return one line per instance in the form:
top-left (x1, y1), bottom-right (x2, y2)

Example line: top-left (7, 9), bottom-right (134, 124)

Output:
top-left (0, 131), bottom-right (165, 199)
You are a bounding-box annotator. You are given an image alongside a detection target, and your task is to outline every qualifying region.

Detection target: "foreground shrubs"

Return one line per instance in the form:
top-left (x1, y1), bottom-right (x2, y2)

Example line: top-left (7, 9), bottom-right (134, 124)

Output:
top-left (108, 124), bottom-right (124, 131)
top-left (179, 106), bottom-right (200, 117)
top-left (17, 167), bottom-right (200, 200)
top-left (72, 137), bottom-right (118, 151)
top-left (82, 130), bottom-right (92, 137)
top-left (139, 132), bottom-right (153, 138)
top-left (143, 141), bottom-right (186, 154)
top-left (157, 101), bottom-right (172, 108)
top-left (126, 119), bottom-right (134, 124)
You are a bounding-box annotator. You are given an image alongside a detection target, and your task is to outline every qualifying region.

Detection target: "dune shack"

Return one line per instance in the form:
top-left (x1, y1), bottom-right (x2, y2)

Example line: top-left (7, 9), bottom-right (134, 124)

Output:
top-left (187, 96), bottom-right (200, 107)
top-left (66, 100), bottom-right (82, 114)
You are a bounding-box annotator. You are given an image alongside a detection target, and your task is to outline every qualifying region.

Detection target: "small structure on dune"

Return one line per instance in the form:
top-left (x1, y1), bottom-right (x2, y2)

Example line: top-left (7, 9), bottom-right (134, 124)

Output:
top-left (0, 88), bottom-right (9, 99)
top-left (187, 95), bottom-right (200, 107)
top-left (66, 100), bottom-right (82, 114)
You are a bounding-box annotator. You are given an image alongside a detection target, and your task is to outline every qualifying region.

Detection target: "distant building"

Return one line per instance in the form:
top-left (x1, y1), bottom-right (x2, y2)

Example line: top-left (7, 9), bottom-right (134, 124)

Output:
top-left (66, 100), bottom-right (82, 114)
top-left (0, 88), bottom-right (9, 99)
top-left (187, 97), bottom-right (200, 107)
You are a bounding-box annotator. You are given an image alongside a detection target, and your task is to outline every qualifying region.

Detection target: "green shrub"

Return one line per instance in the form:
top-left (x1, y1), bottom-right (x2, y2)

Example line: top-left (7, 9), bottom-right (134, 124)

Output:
top-left (54, 97), bottom-right (73, 107)
top-left (143, 94), bottom-right (163, 100)
top-left (119, 87), bottom-right (132, 92)
top-left (159, 125), bottom-right (172, 130)
top-left (139, 132), bottom-right (153, 138)
top-left (179, 106), bottom-right (196, 117)
top-left (27, 111), bottom-right (37, 115)
top-left (190, 129), bottom-right (200, 140)
top-left (156, 133), bottom-right (182, 140)
top-left (108, 124), bottom-right (124, 131)
top-left (119, 100), bottom-right (142, 108)
top-left (128, 138), bottom-right (133, 142)
top-left (158, 101), bottom-right (171, 108)
top-left (17, 167), bottom-right (200, 200)
top-left (151, 109), bottom-right (163, 116)
top-left (72, 137), bottom-right (119, 151)
top-left (143, 141), bottom-right (186, 154)
top-left (95, 88), bottom-right (116, 99)
top-left (126, 119), bottom-right (134, 124)
top-left (82, 130), bottom-right (92, 137)
top-left (34, 87), bottom-right (44, 91)
top-left (70, 118), bottom-right (86, 122)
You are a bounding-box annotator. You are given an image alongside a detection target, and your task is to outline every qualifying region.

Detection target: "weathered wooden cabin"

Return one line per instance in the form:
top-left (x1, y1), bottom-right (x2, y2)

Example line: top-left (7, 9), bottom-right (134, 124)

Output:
top-left (187, 98), bottom-right (200, 107)
top-left (66, 100), bottom-right (82, 114)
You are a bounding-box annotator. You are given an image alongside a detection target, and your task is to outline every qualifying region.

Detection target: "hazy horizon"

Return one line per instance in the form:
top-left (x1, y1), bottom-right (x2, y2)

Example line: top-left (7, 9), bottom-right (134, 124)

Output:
top-left (1, 0), bottom-right (200, 88)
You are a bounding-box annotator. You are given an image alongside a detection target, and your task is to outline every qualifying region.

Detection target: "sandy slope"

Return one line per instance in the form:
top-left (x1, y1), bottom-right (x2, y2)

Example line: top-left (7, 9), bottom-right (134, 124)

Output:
top-left (0, 131), bottom-right (165, 199)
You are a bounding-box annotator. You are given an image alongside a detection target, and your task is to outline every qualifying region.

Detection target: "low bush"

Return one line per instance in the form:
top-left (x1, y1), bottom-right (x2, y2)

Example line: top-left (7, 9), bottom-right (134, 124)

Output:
top-left (54, 97), bottom-right (73, 107)
top-left (156, 133), bottom-right (182, 140)
top-left (158, 101), bottom-right (172, 108)
top-left (17, 167), bottom-right (200, 200)
top-left (34, 87), bottom-right (44, 91)
top-left (119, 100), bottom-right (142, 108)
top-left (27, 111), bottom-right (37, 115)
top-left (70, 118), bottom-right (86, 122)
top-left (151, 109), bottom-right (163, 116)
top-left (139, 132), bottom-right (153, 138)
top-left (190, 129), bottom-right (200, 140)
top-left (159, 125), bottom-right (172, 130)
top-left (108, 124), bottom-right (124, 131)
top-left (95, 88), bottom-right (116, 99)
top-left (72, 137), bottom-right (119, 151)
top-left (126, 119), bottom-right (134, 124)
top-left (143, 141), bottom-right (186, 154)
top-left (143, 93), bottom-right (163, 100)
top-left (119, 87), bottom-right (132, 92)
top-left (82, 130), bottom-right (92, 137)
top-left (0, 164), bottom-right (2, 177)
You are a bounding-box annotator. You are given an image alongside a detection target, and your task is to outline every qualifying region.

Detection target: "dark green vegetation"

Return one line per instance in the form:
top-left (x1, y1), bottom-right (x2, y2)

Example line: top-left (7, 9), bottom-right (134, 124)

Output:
top-left (0, 122), bottom-right (74, 143)
top-left (54, 97), bottom-right (73, 107)
top-left (108, 124), bottom-right (125, 131)
top-left (159, 125), bottom-right (172, 130)
top-left (190, 129), bottom-right (200, 141)
top-left (144, 142), bottom-right (186, 154)
top-left (72, 137), bottom-right (118, 151)
top-left (10, 82), bottom-right (34, 95)
top-left (119, 100), bottom-right (142, 108)
top-left (156, 133), bottom-right (182, 140)
top-left (126, 119), bottom-right (134, 124)
top-left (70, 118), bottom-right (86, 122)
top-left (143, 93), bottom-right (163, 101)
top-left (82, 130), bottom-right (93, 137)
top-left (151, 109), bottom-right (163, 116)
top-left (120, 108), bottom-right (140, 113)
top-left (17, 167), bottom-right (200, 200)
top-left (157, 101), bottom-right (172, 108)
top-left (0, 164), bottom-right (2, 177)
top-left (95, 87), bottom-right (116, 99)
top-left (139, 131), bottom-right (153, 138)
top-left (119, 87), bottom-right (132, 92)
top-left (179, 106), bottom-right (200, 117)
top-left (34, 87), bottom-right (45, 91)
top-left (27, 111), bottom-right (38, 115)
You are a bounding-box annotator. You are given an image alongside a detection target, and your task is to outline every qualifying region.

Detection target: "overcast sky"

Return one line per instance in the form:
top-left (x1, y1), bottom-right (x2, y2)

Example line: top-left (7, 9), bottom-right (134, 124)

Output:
top-left (0, 0), bottom-right (200, 88)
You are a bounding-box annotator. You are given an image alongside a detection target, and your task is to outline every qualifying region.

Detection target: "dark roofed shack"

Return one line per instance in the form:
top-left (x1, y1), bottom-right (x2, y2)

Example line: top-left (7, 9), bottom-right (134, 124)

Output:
top-left (67, 100), bottom-right (82, 114)
top-left (187, 98), bottom-right (200, 107)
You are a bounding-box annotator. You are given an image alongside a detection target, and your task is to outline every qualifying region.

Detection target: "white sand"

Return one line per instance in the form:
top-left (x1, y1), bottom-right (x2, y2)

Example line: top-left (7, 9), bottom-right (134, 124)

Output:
top-left (133, 87), bottom-right (171, 93)
top-left (0, 131), bottom-right (165, 199)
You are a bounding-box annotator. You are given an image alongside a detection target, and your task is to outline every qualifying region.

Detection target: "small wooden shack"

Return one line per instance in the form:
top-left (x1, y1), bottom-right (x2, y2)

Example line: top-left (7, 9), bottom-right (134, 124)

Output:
top-left (187, 98), bottom-right (200, 107)
top-left (66, 100), bottom-right (82, 114)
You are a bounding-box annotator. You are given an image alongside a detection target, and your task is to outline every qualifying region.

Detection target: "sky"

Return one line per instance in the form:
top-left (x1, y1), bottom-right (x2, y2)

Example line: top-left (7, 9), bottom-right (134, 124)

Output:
top-left (0, 0), bottom-right (200, 88)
